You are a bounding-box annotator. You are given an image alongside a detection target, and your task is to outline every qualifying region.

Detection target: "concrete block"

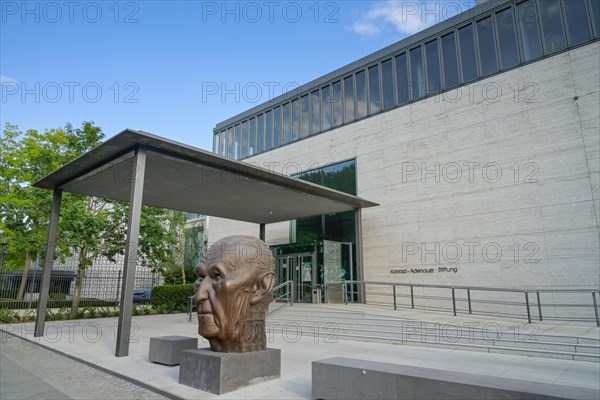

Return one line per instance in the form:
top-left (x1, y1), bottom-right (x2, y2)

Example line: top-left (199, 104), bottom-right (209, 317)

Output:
top-left (179, 348), bottom-right (280, 394)
top-left (312, 357), bottom-right (599, 400)
top-left (148, 336), bottom-right (197, 366)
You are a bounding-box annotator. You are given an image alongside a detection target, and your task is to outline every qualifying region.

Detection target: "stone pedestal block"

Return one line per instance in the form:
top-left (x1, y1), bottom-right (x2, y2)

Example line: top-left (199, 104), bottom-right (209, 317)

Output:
top-left (179, 348), bottom-right (281, 394)
top-left (149, 336), bottom-right (198, 366)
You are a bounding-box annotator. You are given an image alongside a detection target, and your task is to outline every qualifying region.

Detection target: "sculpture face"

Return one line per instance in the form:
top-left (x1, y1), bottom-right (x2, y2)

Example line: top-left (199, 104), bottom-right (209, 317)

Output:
top-left (193, 236), bottom-right (275, 353)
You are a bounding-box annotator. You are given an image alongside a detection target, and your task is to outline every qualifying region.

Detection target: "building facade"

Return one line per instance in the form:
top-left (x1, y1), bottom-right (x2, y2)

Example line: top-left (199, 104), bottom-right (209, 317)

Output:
top-left (207, 0), bottom-right (600, 312)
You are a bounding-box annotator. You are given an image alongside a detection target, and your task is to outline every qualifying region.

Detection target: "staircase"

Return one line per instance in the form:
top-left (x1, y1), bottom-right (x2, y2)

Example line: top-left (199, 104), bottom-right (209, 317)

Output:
top-left (266, 303), bottom-right (600, 362)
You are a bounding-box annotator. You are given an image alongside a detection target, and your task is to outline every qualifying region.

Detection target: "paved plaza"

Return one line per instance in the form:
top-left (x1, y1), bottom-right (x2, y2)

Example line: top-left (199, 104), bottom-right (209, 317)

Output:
top-left (1, 305), bottom-right (599, 399)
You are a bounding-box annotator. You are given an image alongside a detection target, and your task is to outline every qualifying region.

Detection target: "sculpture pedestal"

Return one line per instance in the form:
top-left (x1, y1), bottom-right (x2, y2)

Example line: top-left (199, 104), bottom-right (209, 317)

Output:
top-left (179, 348), bottom-right (281, 394)
top-left (149, 336), bottom-right (198, 366)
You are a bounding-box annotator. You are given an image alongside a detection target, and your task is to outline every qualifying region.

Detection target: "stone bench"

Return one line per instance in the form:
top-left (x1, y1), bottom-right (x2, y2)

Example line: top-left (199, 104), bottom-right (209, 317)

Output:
top-left (312, 357), bottom-right (599, 400)
top-left (148, 336), bottom-right (198, 366)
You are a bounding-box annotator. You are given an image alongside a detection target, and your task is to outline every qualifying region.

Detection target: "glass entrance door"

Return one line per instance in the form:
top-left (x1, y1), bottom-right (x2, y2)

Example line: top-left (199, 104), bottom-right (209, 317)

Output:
top-left (275, 253), bottom-right (315, 303)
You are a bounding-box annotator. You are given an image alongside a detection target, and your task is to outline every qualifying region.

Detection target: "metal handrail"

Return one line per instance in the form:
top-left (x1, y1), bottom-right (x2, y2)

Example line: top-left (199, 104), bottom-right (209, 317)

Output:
top-left (326, 280), bottom-right (600, 326)
top-left (269, 280), bottom-right (294, 314)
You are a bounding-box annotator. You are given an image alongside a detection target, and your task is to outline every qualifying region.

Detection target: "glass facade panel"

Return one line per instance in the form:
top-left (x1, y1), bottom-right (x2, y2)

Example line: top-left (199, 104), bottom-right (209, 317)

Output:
top-left (425, 40), bottom-right (441, 94)
top-left (540, 0), bottom-right (566, 53)
top-left (517, 0), bottom-right (543, 61)
top-left (227, 127), bottom-right (234, 158)
top-left (264, 110), bottom-right (273, 150)
top-left (321, 85), bottom-right (332, 131)
top-left (257, 114), bottom-right (264, 153)
top-left (477, 16), bottom-right (499, 76)
top-left (273, 106), bottom-right (281, 147)
top-left (441, 33), bottom-right (459, 88)
top-left (292, 99), bottom-right (300, 141)
top-left (356, 70), bottom-right (367, 118)
top-left (395, 53), bottom-right (409, 104)
top-left (381, 59), bottom-right (394, 109)
top-left (234, 124), bottom-right (241, 160)
top-left (249, 118), bottom-right (256, 156)
top-left (213, 134), bottom-right (219, 153)
top-left (282, 102), bottom-right (291, 144)
top-left (311, 90), bottom-right (321, 134)
top-left (410, 46), bottom-right (425, 99)
top-left (563, 0), bottom-right (591, 45)
top-left (496, 7), bottom-right (520, 69)
top-left (220, 130), bottom-right (226, 155)
top-left (592, 0), bottom-right (600, 37)
top-left (241, 120), bottom-right (248, 159)
top-left (344, 76), bottom-right (355, 123)
top-left (368, 65), bottom-right (381, 113)
top-left (332, 80), bottom-right (343, 127)
top-left (301, 94), bottom-right (310, 138)
top-left (459, 24), bottom-right (479, 82)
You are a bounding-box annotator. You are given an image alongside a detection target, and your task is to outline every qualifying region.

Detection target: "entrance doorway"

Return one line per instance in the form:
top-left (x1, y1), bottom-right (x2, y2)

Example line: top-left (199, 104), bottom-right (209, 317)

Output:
top-left (275, 253), bottom-right (315, 303)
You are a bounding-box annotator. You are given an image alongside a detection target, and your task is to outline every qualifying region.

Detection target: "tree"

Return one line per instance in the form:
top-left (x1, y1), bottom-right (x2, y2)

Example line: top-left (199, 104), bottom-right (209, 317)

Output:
top-left (1, 122), bottom-right (178, 313)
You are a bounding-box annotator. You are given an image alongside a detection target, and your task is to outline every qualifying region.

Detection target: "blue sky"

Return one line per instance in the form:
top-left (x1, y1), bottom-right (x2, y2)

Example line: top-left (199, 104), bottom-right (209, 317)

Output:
top-left (1, 0), bottom-right (475, 151)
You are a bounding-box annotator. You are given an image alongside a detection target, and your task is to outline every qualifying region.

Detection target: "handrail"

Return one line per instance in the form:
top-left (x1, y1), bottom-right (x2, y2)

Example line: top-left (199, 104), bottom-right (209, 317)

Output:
top-left (326, 280), bottom-right (600, 326)
top-left (269, 280), bottom-right (294, 314)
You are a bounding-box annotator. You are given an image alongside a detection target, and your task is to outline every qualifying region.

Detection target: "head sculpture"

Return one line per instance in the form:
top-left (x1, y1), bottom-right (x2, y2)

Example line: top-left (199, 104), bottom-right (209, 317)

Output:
top-left (193, 235), bottom-right (276, 353)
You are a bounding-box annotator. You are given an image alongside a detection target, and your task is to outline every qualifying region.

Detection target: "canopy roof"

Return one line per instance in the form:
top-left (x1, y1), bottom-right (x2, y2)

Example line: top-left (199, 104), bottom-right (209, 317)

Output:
top-left (33, 129), bottom-right (378, 224)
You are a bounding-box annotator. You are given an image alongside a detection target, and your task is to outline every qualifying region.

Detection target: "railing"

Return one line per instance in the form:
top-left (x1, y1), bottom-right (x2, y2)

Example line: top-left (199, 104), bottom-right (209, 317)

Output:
top-left (326, 281), bottom-right (600, 326)
top-left (269, 280), bottom-right (294, 314)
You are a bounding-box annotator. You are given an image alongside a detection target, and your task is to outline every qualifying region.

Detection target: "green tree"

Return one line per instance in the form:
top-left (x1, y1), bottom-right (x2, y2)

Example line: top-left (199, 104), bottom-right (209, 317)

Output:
top-left (1, 122), bottom-right (178, 313)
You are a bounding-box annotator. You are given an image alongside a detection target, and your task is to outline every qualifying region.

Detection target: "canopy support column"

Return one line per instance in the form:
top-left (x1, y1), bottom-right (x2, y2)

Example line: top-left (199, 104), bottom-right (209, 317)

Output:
top-left (34, 189), bottom-right (63, 337)
top-left (115, 146), bottom-right (147, 357)
top-left (259, 223), bottom-right (266, 241)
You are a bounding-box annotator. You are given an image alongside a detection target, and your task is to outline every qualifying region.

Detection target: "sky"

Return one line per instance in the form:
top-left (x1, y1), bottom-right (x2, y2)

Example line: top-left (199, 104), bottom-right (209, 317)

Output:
top-left (1, 0), bottom-right (476, 152)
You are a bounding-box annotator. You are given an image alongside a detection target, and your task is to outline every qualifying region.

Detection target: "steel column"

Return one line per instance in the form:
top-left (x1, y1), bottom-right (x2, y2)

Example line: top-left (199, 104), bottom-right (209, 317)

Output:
top-left (354, 208), bottom-right (364, 303)
top-left (259, 223), bottom-right (266, 241)
top-left (115, 146), bottom-right (147, 357)
top-left (34, 189), bottom-right (63, 337)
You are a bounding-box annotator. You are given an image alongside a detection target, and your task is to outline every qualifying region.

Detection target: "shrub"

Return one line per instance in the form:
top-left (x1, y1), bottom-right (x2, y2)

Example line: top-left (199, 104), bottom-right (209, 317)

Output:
top-left (150, 284), bottom-right (194, 313)
top-left (99, 308), bottom-right (111, 317)
top-left (0, 309), bottom-right (18, 323)
top-left (142, 306), bottom-right (151, 315)
top-left (85, 306), bottom-right (97, 318)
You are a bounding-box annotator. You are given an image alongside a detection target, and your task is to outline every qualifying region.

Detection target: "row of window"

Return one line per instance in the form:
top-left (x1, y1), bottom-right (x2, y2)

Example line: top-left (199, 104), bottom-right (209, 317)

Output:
top-left (214, 0), bottom-right (599, 160)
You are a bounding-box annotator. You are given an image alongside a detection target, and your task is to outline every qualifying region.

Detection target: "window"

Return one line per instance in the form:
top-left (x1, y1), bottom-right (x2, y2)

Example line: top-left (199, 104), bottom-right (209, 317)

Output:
top-left (249, 118), bottom-right (256, 156)
top-left (311, 90), bottom-right (321, 134)
top-left (410, 46), bottom-right (425, 99)
top-left (234, 124), bottom-right (241, 160)
top-left (344, 75), bottom-right (355, 123)
top-left (273, 106), bottom-right (281, 147)
top-left (264, 111), bottom-right (273, 150)
top-left (292, 99), bottom-right (300, 141)
top-left (282, 102), bottom-right (291, 144)
top-left (301, 94), bottom-right (310, 138)
top-left (381, 59), bottom-right (395, 109)
top-left (425, 40), bottom-right (441, 94)
top-left (356, 70), bottom-right (367, 118)
top-left (257, 114), bottom-right (265, 152)
top-left (563, 0), bottom-right (592, 45)
top-left (322, 85), bottom-right (332, 131)
top-left (441, 33), bottom-right (460, 88)
top-left (477, 16), bottom-right (499, 76)
top-left (539, 0), bottom-right (566, 53)
top-left (516, 0), bottom-right (543, 62)
top-left (459, 24), bottom-right (479, 82)
top-left (220, 130), bottom-right (226, 155)
top-left (368, 65), bottom-right (381, 113)
top-left (213, 134), bottom-right (219, 153)
top-left (395, 53), bottom-right (409, 104)
top-left (332, 80), bottom-right (343, 127)
top-left (592, 0), bottom-right (600, 37)
top-left (496, 7), bottom-right (520, 69)
top-left (227, 127), bottom-right (234, 158)
top-left (241, 121), bottom-right (248, 159)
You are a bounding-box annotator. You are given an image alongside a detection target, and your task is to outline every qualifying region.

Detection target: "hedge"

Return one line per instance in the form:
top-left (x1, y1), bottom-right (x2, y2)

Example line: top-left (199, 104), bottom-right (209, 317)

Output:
top-left (150, 284), bottom-right (194, 312)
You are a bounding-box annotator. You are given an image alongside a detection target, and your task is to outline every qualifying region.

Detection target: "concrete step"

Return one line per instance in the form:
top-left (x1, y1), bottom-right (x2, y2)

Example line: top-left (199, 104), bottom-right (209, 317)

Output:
top-left (266, 305), bottom-right (600, 361)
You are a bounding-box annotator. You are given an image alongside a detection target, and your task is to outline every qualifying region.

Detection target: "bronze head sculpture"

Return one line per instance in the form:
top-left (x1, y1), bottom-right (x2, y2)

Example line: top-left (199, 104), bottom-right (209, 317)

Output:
top-left (193, 235), bottom-right (276, 353)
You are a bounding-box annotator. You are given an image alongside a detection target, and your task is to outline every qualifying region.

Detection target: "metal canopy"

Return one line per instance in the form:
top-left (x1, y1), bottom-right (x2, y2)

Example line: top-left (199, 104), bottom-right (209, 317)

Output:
top-left (33, 129), bottom-right (378, 223)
